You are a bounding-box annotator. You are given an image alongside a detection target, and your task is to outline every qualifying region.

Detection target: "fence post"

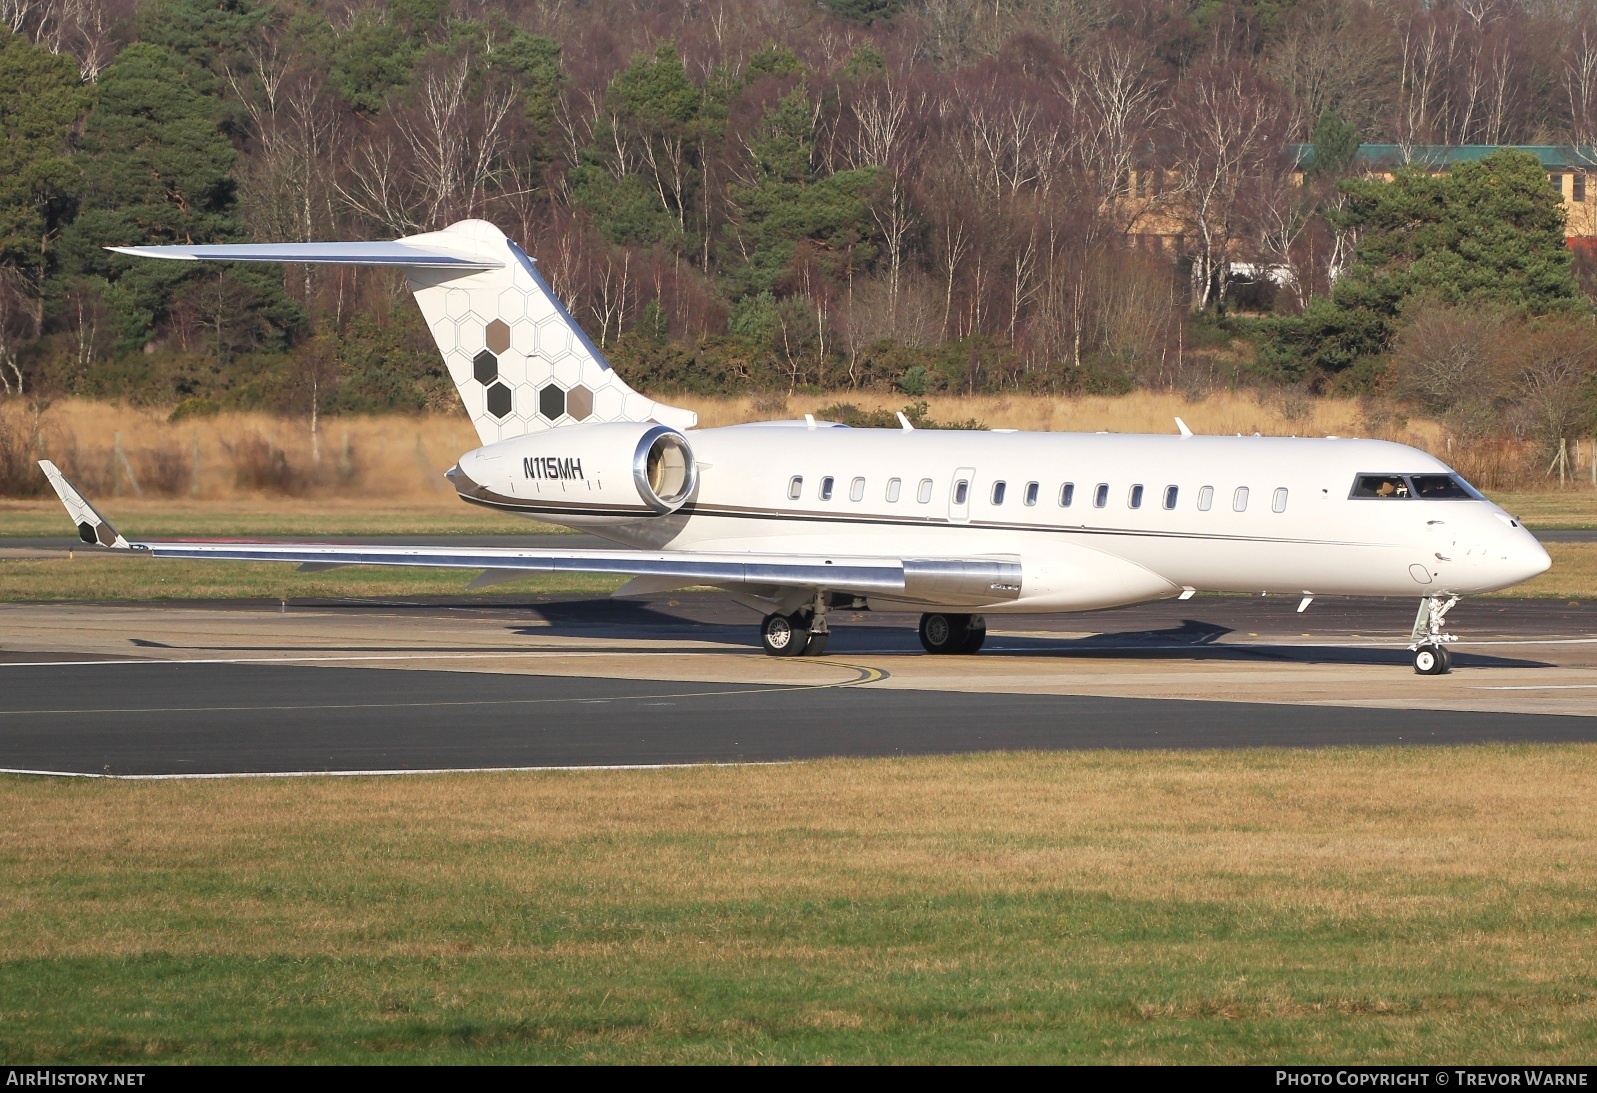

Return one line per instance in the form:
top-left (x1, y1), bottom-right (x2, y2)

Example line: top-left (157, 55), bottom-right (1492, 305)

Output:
top-left (113, 432), bottom-right (144, 497)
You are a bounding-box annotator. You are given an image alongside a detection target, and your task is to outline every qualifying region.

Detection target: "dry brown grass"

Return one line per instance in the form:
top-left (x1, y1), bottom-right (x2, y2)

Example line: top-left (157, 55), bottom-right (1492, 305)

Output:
top-left (0, 747), bottom-right (1594, 1061)
top-left (4, 399), bottom-right (478, 502)
top-left (8, 395), bottom-right (1596, 511)
top-left (4, 746), bottom-right (1594, 958)
top-left (685, 389), bottom-right (1447, 445)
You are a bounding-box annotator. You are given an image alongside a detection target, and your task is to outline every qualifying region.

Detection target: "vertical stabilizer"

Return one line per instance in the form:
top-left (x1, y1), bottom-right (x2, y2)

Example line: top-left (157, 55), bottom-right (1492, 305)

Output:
top-left (108, 219), bottom-right (697, 445)
top-left (402, 221), bottom-right (696, 444)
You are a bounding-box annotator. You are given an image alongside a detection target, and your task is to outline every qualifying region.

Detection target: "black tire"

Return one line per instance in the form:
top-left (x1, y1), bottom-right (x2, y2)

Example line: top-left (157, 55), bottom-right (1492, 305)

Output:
top-left (919, 613), bottom-right (971, 654)
top-left (1414, 643), bottom-right (1449, 675)
top-left (802, 630), bottom-right (830, 657)
top-left (1437, 645), bottom-right (1453, 673)
top-left (960, 617), bottom-right (987, 654)
top-left (761, 612), bottom-right (810, 657)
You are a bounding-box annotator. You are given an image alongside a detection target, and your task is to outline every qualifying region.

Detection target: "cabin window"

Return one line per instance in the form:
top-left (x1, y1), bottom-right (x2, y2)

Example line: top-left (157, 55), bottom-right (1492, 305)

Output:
top-left (991, 481), bottom-right (1006, 505)
top-left (787, 476), bottom-right (802, 500)
top-left (1197, 486), bottom-right (1214, 511)
top-left (850, 476), bottom-right (866, 502)
top-left (1233, 486), bottom-right (1249, 512)
top-left (1094, 483), bottom-right (1109, 508)
top-left (1128, 484), bottom-right (1144, 509)
top-left (886, 478), bottom-right (902, 502)
top-left (819, 476), bottom-right (834, 501)
top-left (1059, 482), bottom-right (1075, 507)
top-left (1578, 173), bottom-right (1588, 203)
top-left (1272, 487), bottom-right (1289, 513)
top-left (917, 478), bottom-right (933, 503)
top-left (1551, 172), bottom-right (1566, 195)
top-left (1163, 485), bottom-right (1178, 510)
top-left (953, 480), bottom-right (969, 505)
top-left (1024, 481), bottom-right (1039, 506)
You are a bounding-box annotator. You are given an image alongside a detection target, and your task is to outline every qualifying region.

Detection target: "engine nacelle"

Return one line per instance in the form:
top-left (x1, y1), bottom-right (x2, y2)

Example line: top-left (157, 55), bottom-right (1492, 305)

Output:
top-left (449, 421), bottom-right (696, 524)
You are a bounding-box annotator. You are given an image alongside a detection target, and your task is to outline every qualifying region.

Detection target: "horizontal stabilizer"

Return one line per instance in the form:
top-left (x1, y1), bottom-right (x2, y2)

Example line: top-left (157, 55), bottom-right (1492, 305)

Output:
top-left (106, 218), bottom-right (697, 443)
top-left (106, 241), bottom-right (503, 271)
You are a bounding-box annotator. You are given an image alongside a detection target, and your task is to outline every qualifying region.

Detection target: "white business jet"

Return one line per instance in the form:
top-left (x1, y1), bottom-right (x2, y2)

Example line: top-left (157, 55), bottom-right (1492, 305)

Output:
top-left (40, 220), bottom-right (1551, 674)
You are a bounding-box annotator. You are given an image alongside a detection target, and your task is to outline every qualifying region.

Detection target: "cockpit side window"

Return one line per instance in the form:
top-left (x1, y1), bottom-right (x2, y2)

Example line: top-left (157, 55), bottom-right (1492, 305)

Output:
top-left (1351, 474), bottom-right (1412, 499)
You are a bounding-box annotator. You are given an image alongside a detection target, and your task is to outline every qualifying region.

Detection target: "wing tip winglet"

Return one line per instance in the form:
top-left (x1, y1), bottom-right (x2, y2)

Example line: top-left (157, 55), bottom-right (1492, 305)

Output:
top-left (37, 460), bottom-right (130, 549)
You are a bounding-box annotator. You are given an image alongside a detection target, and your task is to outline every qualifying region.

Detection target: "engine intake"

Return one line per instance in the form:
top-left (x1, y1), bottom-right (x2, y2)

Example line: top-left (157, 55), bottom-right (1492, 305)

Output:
top-left (634, 426), bottom-right (696, 513)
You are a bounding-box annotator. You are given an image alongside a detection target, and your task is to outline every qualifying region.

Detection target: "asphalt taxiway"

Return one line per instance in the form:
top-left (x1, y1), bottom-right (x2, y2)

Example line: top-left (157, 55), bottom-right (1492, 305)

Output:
top-left (1, 591), bottom-right (1594, 776)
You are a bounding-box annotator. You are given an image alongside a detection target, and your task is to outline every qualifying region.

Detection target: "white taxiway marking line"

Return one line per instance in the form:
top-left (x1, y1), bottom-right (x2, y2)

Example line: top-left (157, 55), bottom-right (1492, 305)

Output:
top-left (1474, 684), bottom-right (1597, 691)
top-left (0, 761), bottom-right (789, 781)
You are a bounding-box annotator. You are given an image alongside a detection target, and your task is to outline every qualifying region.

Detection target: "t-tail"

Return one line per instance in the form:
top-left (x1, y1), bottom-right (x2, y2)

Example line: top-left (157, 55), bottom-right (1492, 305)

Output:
top-left (109, 220), bottom-right (696, 445)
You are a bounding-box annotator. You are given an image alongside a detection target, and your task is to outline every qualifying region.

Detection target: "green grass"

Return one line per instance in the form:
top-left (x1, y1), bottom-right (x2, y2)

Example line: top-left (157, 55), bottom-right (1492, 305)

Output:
top-left (1, 543), bottom-right (1591, 603)
top-left (1488, 490), bottom-right (1597, 529)
top-left (0, 747), bottom-right (1593, 1063)
top-left (0, 555), bottom-right (624, 601)
top-left (0, 503), bottom-right (569, 539)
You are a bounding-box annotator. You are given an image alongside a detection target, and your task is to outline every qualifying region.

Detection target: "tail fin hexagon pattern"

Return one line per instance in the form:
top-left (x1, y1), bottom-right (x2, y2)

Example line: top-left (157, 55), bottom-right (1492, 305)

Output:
top-left (108, 219), bottom-right (696, 446)
top-left (404, 221), bottom-right (695, 444)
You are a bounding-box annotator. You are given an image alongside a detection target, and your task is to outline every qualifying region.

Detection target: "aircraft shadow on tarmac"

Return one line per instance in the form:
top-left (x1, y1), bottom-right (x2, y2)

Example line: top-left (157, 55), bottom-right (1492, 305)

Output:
top-left (503, 605), bottom-right (1551, 670)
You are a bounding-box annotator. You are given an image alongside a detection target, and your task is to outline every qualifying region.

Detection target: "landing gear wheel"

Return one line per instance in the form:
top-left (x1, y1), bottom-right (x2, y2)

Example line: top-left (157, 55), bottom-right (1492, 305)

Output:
top-left (761, 612), bottom-right (810, 657)
top-left (1413, 643), bottom-right (1452, 675)
top-left (919, 613), bottom-right (973, 654)
top-left (802, 630), bottom-right (830, 657)
top-left (960, 616), bottom-right (987, 654)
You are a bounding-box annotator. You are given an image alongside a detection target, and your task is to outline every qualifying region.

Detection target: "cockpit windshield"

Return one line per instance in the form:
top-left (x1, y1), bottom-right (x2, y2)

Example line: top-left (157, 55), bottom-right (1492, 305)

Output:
top-left (1350, 473), bottom-right (1482, 500)
top-left (1351, 474), bottom-right (1410, 498)
top-left (1410, 474), bottom-right (1477, 498)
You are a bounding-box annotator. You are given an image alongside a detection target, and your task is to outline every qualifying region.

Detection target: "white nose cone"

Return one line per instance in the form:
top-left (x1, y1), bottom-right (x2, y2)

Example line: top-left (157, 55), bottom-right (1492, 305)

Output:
top-left (1515, 535), bottom-right (1553, 584)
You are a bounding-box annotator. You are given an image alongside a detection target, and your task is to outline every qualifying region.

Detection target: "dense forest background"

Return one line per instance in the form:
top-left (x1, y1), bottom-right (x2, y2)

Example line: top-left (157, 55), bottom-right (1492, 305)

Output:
top-left (1, 0), bottom-right (1596, 457)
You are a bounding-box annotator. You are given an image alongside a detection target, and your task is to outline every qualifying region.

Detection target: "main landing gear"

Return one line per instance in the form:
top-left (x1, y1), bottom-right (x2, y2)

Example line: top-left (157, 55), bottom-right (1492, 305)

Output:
top-left (760, 598), bottom-right (830, 657)
top-left (918, 613), bottom-right (987, 655)
top-left (1410, 594), bottom-right (1460, 675)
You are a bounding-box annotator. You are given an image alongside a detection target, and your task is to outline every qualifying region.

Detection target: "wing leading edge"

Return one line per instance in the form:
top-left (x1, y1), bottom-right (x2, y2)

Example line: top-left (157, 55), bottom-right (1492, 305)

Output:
top-left (36, 461), bottom-right (1021, 606)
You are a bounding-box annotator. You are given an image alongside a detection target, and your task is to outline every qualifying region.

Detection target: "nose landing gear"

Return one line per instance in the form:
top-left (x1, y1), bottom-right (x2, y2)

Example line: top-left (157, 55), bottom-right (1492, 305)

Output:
top-left (1413, 643), bottom-right (1452, 675)
top-left (1410, 594), bottom-right (1460, 675)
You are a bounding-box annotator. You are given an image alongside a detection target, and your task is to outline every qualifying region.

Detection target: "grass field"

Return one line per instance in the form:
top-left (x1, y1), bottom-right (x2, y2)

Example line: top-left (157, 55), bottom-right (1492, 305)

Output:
top-left (1487, 492), bottom-right (1597, 529)
top-left (1, 746), bottom-right (1594, 1063)
top-left (0, 498), bottom-right (564, 539)
top-left (0, 555), bottom-right (624, 601)
top-left (1, 542), bottom-right (1590, 602)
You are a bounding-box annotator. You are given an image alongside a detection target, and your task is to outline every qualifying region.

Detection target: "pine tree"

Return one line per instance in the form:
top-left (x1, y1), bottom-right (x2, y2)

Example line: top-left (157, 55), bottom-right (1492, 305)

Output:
top-left (53, 43), bottom-right (298, 356)
top-left (721, 88), bottom-right (880, 298)
top-left (1259, 150), bottom-right (1584, 386)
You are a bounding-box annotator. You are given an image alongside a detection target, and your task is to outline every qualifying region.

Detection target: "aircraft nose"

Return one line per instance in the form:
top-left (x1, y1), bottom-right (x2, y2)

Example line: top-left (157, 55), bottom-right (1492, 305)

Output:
top-left (1511, 532), bottom-right (1552, 585)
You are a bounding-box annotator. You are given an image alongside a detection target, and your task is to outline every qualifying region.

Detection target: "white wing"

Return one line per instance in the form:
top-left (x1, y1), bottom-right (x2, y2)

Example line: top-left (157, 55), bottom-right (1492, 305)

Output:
top-left (37, 461), bottom-right (1021, 605)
